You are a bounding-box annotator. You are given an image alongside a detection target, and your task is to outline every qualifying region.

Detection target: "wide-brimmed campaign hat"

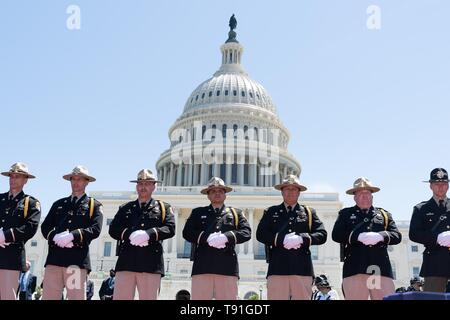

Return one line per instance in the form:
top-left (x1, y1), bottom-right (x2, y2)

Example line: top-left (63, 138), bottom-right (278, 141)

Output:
top-left (200, 177), bottom-right (233, 194)
top-left (130, 169), bottom-right (161, 183)
top-left (346, 177), bottom-right (380, 195)
top-left (1, 162), bottom-right (36, 179)
top-left (273, 175), bottom-right (307, 192)
top-left (63, 165), bottom-right (96, 182)
top-left (423, 168), bottom-right (448, 183)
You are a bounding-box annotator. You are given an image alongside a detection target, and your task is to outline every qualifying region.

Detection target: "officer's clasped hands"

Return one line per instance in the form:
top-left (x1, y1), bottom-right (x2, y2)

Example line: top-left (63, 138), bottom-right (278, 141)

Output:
top-left (0, 227), bottom-right (10, 248)
top-left (53, 230), bottom-right (74, 248)
top-left (129, 230), bottom-right (150, 247)
top-left (357, 232), bottom-right (383, 246)
top-left (437, 231), bottom-right (450, 247)
top-left (283, 232), bottom-right (303, 250)
top-left (207, 232), bottom-right (228, 249)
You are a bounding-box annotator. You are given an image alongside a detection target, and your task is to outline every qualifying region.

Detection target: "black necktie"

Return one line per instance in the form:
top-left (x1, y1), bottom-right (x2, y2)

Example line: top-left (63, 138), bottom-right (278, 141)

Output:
top-left (72, 197), bottom-right (78, 207)
top-left (141, 202), bottom-right (146, 210)
top-left (439, 200), bottom-right (445, 211)
top-left (287, 206), bottom-right (292, 213)
top-left (215, 208), bottom-right (220, 214)
top-left (8, 194), bottom-right (13, 201)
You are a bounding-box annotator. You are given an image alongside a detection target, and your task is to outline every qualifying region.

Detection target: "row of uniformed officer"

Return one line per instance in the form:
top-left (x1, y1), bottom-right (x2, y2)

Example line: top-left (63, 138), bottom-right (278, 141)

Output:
top-left (0, 163), bottom-right (41, 300)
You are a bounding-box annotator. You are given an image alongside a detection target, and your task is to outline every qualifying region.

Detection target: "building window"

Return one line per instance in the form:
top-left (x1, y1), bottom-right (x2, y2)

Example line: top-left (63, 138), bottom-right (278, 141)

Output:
top-left (249, 92), bottom-right (253, 98)
top-left (310, 246), bottom-right (319, 260)
top-left (208, 165), bottom-right (213, 180)
top-left (31, 240), bottom-right (38, 247)
top-left (231, 163), bottom-right (237, 184)
top-left (195, 95), bottom-right (198, 101)
top-left (222, 124), bottom-right (227, 138)
top-left (209, 91), bottom-right (212, 97)
top-left (201, 93), bottom-right (205, 99)
top-left (411, 245), bottom-right (418, 253)
top-left (241, 91), bottom-right (245, 97)
top-left (106, 218), bottom-right (113, 226)
top-left (225, 90), bottom-right (229, 96)
top-left (220, 164), bottom-right (226, 180)
top-left (103, 242), bottom-right (112, 257)
top-left (216, 90), bottom-right (220, 96)
top-left (255, 241), bottom-right (266, 260)
top-left (412, 267), bottom-right (420, 277)
top-left (179, 241), bottom-right (192, 259)
top-left (211, 124), bottom-right (216, 140)
top-left (233, 90), bottom-right (237, 96)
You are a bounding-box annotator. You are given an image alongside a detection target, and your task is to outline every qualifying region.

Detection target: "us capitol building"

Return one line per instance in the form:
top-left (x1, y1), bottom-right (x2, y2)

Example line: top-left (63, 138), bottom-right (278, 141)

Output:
top-left (26, 17), bottom-right (423, 299)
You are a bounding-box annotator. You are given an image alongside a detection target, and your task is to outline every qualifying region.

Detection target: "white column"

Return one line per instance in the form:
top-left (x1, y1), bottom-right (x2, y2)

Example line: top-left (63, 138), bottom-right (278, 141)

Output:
top-left (238, 156), bottom-right (244, 185)
top-left (169, 163), bottom-right (175, 186)
top-left (283, 165), bottom-right (288, 178)
top-left (176, 165), bottom-right (182, 186)
top-left (214, 164), bottom-right (220, 178)
top-left (184, 164), bottom-right (189, 186)
top-left (250, 157), bottom-right (257, 186)
top-left (193, 164), bottom-right (199, 185)
top-left (200, 163), bottom-right (206, 185)
top-left (226, 157), bottom-right (232, 185)
top-left (163, 165), bottom-right (168, 186)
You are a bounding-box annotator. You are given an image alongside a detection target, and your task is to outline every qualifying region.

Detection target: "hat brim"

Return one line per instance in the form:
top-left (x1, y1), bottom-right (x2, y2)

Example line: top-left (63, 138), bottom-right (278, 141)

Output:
top-left (274, 183), bottom-right (307, 192)
top-left (130, 179), bottom-right (162, 183)
top-left (200, 186), bottom-right (233, 195)
top-left (346, 186), bottom-right (380, 195)
top-left (63, 173), bottom-right (96, 182)
top-left (423, 179), bottom-right (449, 183)
top-left (1, 172), bottom-right (36, 179)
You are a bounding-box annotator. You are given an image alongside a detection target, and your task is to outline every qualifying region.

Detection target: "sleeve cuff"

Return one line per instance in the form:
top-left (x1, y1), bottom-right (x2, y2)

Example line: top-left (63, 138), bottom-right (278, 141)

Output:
top-left (379, 231), bottom-right (390, 245)
top-left (4, 228), bottom-right (15, 243)
top-left (275, 232), bottom-right (284, 247)
top-left (146, 228), bottom-right (158, 242)
top-left (197, 231), bottom-right (206, 244)
top-left (121, 228), bottom-right (132, 241)
top-left (299, 233), bottom-right (311, 247)
top-left (224, 231), bottom-right (237, 245)
top-left (71, 229), bottom-right (83, 244)
top-left (46, 229), bottom-right (56, 242)
top-left (349, 230), bottom-right (360, 244)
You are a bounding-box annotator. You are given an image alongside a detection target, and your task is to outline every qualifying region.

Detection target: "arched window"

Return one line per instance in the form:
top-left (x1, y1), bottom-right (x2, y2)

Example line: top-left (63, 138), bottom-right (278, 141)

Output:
top-left (211, 124), bottom-right (216, 140)
top-left (222, 124), bottom-right (227, 138)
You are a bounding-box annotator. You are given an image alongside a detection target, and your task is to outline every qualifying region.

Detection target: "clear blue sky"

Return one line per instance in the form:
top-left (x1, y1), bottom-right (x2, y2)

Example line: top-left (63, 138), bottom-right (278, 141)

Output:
top-left (1, 1), bottom-right (449, 221)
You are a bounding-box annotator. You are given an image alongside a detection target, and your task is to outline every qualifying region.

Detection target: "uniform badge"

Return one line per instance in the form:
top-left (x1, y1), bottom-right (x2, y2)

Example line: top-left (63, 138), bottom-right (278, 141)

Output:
top-left (373, 214), bottom-right (384, 224)
top-left (201, 215), bottom-right (207, 219)
top-left (437, 170), bottom-right (445, 179)
top-left (350, 214), bottom-right (356, 219)
top-left (426, 212), bottom-right (434, 216)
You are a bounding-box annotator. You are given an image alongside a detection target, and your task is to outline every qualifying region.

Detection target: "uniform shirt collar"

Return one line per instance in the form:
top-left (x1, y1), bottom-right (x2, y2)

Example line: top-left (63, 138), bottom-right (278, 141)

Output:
top-left (432, 196), bottom-right (448, 206)
top-left (283, 202), bottom-right (299, 212)
top-left (71, 193), bottom-right (86, 203)
top-left (8, 190), bottom-right (24, 200)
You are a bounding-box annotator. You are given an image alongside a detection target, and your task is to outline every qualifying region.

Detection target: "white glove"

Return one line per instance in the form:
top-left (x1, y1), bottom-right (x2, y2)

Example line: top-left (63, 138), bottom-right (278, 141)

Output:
top-left (129, 230), bottom-right (150, 246)
top-left (358, 232), bottom-right (383, 245)
top-left (0, 242), bottom-right (10, 248)
top-left (207, 232), bottom-right (221, 244)
top-left (437, 231), bottom-right (450, 247)
top-left (209, 233), bottom-right (228, 249)
top-left (54, 231), bottom-right (74, 248)
top-left (0, 228), bottom-right (5, 244)
top-left (283, 232), bottom-right (303, 250)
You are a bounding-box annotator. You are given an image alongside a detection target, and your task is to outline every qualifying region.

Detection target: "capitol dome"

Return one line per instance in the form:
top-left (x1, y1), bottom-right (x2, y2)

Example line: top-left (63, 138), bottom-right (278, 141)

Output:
top-left (156, 16), bottom-right (301, 189)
